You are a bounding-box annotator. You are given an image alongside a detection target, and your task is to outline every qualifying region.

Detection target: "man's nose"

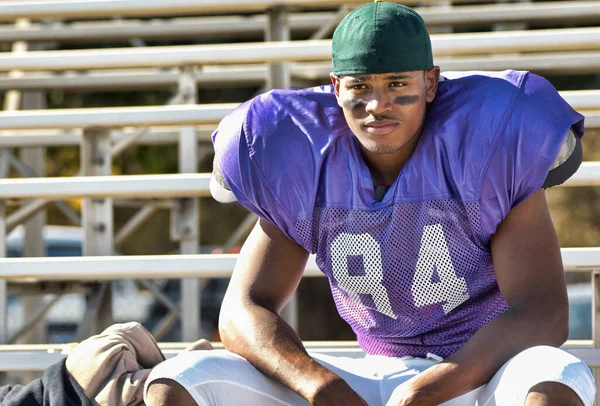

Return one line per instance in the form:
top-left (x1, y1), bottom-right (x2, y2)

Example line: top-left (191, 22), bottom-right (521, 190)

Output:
top-left (365, 91), bottom-right (392, 116)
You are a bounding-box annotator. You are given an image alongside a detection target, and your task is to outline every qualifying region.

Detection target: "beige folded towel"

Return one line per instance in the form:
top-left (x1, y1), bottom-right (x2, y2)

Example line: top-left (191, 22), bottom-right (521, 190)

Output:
top-left (66, 322), bottom-right (165, 406)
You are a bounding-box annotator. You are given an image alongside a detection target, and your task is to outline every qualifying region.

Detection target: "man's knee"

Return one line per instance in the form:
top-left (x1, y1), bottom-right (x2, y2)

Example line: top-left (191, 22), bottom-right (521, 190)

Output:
top-left (526, 381), bottom-right (583, 406)
top-left (146, 378), bottom-right (197, 406)
top-left (508, 346), bottom-right (595, 405)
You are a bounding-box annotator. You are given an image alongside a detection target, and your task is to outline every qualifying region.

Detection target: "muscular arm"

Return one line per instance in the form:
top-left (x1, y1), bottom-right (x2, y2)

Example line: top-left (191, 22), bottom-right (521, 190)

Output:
top-left (219, 219), bottom-right (366, 405)
top-left (394, 189), bottom-right (569, 405)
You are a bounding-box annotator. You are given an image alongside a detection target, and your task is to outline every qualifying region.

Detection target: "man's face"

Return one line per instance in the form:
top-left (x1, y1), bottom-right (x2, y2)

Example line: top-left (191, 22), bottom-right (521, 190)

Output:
top-left (331, 68), bottom-right (440, 155)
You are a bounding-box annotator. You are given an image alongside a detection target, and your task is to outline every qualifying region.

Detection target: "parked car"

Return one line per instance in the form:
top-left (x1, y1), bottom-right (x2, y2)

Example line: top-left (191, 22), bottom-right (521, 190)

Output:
top-left (6, 225), bottom-right (153, 343)
top-left (567, 282), bottom-right (592, 340)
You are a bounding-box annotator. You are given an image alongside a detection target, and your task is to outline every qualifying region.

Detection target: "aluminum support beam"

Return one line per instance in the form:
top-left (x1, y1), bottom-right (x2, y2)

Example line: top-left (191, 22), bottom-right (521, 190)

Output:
top-left (0, 203), bottom-right (6, 344)
top-left (1, 28), bottom-right (599, 72)
top-left (81, 128), bottom-right (114, 256)
top-left (0, 67), bottom-right (267, 92)
top-left (222, 213), bottom-right (258, 254)
top-left (294, 53), bottom-right (600, 79)
top-left (266, 7), bottom-right (297, 329)
top-left (0, 127), bottom-right (213, 148)
top-left (79, 127), bottom-right (114, 338)
top-left (8, 295), bottom-right (62, 344)
top-left (0, 93), bottom-right (598, 131)
top-left (561, 91), bottom-right (600, 111)
top-left (115, 203), bottom-right (159, 247)
top-left (0, 104), bottom-right (236, 130)
top-left (110, 127), bottom-right (149, 158)
top-left (593, 272), bottom-right (600, 402)
top-left (492, 0), bottom-right (530, 32)
top-left (0, 105), bottom-right (597, 149)
top-left (435, 52), bottom-right (600, 75)
top-left (0, 173), bottom-right (211, 200)
top-left (0, 248), bottom-right (597, 281)
top-left (0, 344), bottom-right (597, 372)
top-left (7, 200), bottom-right (49, 233)
top-left (563, 163), bottom-right (600, 188)
top-left (266, 8), bottom-right (291, 90)
top-left (310, 6), bottom-right (349, 40)
top-left (175, 67), bottom-right (202, 341)
top-left (0, 40), bottom-right (331, 71)
top-left (0, 2), bottom-right (597, 42)
top-left (1, 160), bottom-right (598, 201)
top-left (21, 136), bottom-right (47, 346)
top-left (2, 150), bottom-right (81, 228)
top-left (0, 0), bottom-right (499, 20)
top-left (421, 1), bottom-right (600, 27)
top-left (0, 345), bottom-right (598, 372)
top-left (0, 13), bottom-right (331, 43)
top-left (4, 52), bottom-right (600, 92)
top-left (433, 27), bottom-right (600, 56)
top-left (0, 21), bottom-right (27, 345)
top-left (1, 2), bottom-right (600, 43)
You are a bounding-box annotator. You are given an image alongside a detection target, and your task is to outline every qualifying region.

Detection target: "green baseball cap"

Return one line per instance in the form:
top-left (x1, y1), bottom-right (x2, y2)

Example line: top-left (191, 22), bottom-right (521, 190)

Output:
top-left (332, 1), bottom-right (434, 75)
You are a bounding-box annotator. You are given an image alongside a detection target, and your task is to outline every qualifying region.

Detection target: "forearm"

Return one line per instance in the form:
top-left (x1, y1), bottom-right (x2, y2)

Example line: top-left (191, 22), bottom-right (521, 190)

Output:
top-left (219, 301), bottom-right (343, 402)
top-left (401, 302), bottom-right (567, 405)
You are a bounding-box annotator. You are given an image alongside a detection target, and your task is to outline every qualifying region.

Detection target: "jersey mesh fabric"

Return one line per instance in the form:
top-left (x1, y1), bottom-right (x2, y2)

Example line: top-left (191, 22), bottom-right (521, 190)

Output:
top-left (294, 199), bottom-right (509, 358)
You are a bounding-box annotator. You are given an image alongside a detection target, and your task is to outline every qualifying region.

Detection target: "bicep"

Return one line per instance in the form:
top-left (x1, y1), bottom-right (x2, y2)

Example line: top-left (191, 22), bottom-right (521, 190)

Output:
top-left (223, 218), bottom-right (310, 315)
top-left (490, 189), bottom-right (567, 311)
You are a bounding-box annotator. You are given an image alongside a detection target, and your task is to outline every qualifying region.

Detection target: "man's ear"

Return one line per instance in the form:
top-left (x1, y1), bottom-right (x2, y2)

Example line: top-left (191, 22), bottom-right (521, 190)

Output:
top-left (330, 74), bottom-right (343, 107)
top-left (425, 66), bottom-right (441, 103)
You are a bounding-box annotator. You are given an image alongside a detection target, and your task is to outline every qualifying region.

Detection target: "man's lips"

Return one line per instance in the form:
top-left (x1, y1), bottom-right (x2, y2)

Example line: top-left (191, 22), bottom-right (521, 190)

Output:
top-left (363, 120), bottom-right (399, 135)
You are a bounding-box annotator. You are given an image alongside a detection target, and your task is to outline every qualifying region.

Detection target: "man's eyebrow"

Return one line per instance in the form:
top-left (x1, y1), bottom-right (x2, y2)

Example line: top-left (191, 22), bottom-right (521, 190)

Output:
top-left (384, 74), bottom-right (412, 80)
top-left (346, 76), bottom-right (370, 83)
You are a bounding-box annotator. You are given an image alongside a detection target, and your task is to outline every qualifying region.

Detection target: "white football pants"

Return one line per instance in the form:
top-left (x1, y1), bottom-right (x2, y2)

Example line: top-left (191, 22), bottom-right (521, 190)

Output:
top-left (145, 345), bottom-right (595, 406)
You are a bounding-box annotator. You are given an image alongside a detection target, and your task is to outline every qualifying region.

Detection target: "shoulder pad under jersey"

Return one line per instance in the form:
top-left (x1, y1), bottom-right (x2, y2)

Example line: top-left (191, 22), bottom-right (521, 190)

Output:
top-left (479, 72), bottom-right (584, 234)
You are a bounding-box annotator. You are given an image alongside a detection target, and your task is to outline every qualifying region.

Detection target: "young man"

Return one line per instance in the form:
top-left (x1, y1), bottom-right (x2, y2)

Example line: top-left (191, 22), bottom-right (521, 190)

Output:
top-left (145, 1), bottom-right (596, 405)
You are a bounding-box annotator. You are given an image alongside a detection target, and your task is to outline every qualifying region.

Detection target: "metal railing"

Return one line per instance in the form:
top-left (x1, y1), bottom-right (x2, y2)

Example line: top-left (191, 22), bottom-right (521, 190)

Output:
top-left (0, 248), bottom-right (597, 281)
top-left (0, 92), bottom-right (596, 130)
top-left (0, 2), bottom-right (598, 43)
top-left (0, 28), bottom-right (599, 72)
top-left (0, 0), bottom-right (506, 21)
top-left (4, 53), bottom-right (600, 92)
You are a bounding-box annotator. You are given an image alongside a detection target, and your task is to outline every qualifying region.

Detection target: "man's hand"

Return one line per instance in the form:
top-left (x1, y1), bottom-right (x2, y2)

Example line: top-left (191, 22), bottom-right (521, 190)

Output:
top-left (310, 378), bottom-right (369, 406)
top-left (384, 381), bottom-right (422, 406)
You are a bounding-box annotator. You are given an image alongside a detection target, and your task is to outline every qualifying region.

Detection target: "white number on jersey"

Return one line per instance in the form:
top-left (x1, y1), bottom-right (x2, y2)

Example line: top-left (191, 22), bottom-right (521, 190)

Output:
top-left (331, 233), bottom-right (397, 319)
top-left (330, 224), bottom-right (470, 319)
top-left (412, 224), bottom-right (470, 314)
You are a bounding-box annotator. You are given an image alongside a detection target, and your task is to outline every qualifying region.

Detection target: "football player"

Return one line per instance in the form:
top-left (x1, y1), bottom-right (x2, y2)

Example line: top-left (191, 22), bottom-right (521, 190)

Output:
top-left (145, 1), bottom-right (595, 405)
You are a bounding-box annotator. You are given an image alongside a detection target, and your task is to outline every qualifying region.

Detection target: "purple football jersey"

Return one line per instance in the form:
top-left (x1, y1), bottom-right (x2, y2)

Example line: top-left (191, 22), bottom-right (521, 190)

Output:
top-left (212, 70), bottom-right (584, 357)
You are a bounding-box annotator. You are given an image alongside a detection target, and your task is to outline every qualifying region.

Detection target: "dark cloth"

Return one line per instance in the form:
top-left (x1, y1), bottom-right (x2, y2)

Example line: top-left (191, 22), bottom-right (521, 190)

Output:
top-left (0, 359), bottom-right (91, 406)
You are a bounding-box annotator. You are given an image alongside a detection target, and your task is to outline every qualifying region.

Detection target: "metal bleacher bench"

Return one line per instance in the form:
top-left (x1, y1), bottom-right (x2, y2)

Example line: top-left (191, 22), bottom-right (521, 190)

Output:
top-left (2, 342), bottom-right (600, 373)
top-left (0, 1), bottom-right (599, 400)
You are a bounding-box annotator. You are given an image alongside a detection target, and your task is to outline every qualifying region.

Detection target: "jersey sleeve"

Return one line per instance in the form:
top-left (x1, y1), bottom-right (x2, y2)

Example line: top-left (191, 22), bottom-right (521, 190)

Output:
top-left (211, 87), bottom-right (341, 243)
top-left (211, 99), bottom-right (289, 232)
top-left (480, 72), bottom-right (584, 233)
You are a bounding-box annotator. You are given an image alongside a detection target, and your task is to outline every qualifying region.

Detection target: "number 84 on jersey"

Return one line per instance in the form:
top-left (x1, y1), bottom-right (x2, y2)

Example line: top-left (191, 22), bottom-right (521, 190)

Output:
top-left (330, 224), bottom-right (470, 319)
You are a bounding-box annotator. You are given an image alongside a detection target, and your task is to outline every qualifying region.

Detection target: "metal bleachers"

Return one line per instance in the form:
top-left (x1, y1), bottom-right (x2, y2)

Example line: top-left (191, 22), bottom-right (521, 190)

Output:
top-left (0, 2), bottom-right (599, 400)
top-left (0, 1), bottom-right (596, 45)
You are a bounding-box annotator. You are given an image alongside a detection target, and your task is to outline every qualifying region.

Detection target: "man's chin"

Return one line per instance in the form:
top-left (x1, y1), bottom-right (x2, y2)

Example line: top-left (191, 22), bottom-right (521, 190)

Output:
top-left (362, 141), bottom-right (404, 155)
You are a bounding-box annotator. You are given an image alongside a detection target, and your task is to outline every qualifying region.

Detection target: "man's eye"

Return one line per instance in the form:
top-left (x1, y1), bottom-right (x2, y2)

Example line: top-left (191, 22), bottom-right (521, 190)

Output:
top-left (350, 84), bottom-right (368, 90)
top-left (390, 82), bottom-right (406, 88)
